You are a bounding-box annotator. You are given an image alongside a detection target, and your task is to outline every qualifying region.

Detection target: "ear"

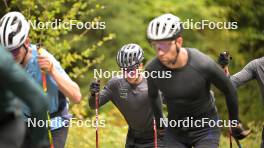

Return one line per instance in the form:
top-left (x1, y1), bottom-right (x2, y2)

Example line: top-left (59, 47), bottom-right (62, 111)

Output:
top-left (176, 36), bottom-right (183, 48)
top-left (24, 36), bottom-right (30, 48)
top-left (139, 63), bottom-right (144, 69)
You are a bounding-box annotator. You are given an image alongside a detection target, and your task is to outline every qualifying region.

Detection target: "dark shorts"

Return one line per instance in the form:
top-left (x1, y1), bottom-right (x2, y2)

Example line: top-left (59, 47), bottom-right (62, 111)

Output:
top-left (164, 113), bottom-right (220, 148)
top-left (164, 126), bottom-right (220, 148)
top-left (52, 126), bottom-right (69, 148)
top-left (0, 116), bottom-right (25, 148)
top-left (125, 128), bottom-right (165, 148)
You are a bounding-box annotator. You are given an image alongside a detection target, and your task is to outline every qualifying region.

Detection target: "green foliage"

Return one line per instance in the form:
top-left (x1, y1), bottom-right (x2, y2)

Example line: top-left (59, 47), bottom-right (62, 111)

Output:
top-left (66, 107), bottom-right (128, 148)
top-left (215, 0), bottom-right (264, 58)
top-left (1, 0), bottom-right (115, 80)
top-left (0, 0), bottom-right (115, 118)
top-left (0, 0), bottom-right (263, 147)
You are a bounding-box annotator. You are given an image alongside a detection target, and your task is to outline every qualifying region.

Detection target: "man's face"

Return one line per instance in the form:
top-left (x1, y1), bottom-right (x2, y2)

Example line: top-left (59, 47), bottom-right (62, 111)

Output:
top-left (123, 63), bottom-right (143, 84)
top-left (10, 45), bottom-right (27, 63)
top-left (151, 38), bottom-right (181, 65)
top-left (9, 37), bottom-right (30, 64)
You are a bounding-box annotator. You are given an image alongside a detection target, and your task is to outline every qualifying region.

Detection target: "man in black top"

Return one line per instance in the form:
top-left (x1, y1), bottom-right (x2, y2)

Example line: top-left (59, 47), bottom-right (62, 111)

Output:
top-left (89, 43), bottom-right (164, 148)
top-left (145, 13), bottom-right (250, 148)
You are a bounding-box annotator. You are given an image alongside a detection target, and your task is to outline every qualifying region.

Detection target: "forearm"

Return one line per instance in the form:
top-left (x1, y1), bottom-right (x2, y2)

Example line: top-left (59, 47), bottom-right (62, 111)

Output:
top-left (217, 77), bottom-right (239, 121)
top-left (210, 62), bottom-right (239, 120)
top-left (89, 91), bottom-right (111, 109)
top-left (224, 87), bottom-right (239, 121)
top-left (219, 78), bottom-right (239, 121)
top-left (50, 67), bottom-right (82, 104)
top-left (146, 76), bottom-right (164, 128)
top-left (231, 70), bottom-right (253, 88)
top-left (231, 61), bottom-right (255, 88)
top-left (150, 95), bottom-right (164, 129)
top-left (218, 78), bottom-right (239, 120)
top-left (224, 66), bottom-right (238, 120)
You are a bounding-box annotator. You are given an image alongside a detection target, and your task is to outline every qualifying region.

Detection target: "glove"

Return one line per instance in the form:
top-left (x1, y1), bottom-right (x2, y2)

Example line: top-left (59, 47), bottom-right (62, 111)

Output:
top-left (217, 51), bottom-right (232, 68)
top-left (231, 122), bottom-right (251, 140)
top-left (90, 80), bottom-right (100, 96)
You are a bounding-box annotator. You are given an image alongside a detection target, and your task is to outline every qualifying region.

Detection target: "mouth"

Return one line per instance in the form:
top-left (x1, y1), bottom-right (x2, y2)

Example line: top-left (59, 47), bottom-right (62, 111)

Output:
top-left (158, 58), bottom-right (167, 63)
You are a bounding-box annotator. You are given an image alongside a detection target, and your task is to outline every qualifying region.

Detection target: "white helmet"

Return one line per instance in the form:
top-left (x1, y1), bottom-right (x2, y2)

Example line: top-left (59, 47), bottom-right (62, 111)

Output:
top-left (0, 12), bottom-right (30, 51)
top-left (116, 43), bottom-right (144, 68)
top-left (147, 13), bottom-right (183, 41)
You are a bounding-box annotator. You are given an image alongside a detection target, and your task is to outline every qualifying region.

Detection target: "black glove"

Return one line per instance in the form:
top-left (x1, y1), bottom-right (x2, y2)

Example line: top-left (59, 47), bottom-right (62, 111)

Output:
top-left (90, 80), bottom-right (100, 96)
top-left (231, 123), bottom-right (251, 140)
top-left (217, 51), bottom-right (232, 68)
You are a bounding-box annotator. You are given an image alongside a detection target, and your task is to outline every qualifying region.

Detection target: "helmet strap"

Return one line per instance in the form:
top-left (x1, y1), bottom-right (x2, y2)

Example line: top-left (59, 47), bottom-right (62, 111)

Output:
top-left (20, 44), bottom-right (28, 65)
top-left (171, 45), bottom-right (180, 65)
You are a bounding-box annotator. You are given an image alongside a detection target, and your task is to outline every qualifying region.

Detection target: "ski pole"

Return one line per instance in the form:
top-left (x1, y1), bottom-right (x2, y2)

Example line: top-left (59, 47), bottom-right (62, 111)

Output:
top-left (95, 79), bottom-right (100, 148)
top-left (153, 118), bottom-right (158, 148)
top-left (229, 125), bottom-right (233, 148)
top-left (222, 66), bottom-right (233, 148)
top-left (46, 111), bottom-right (54, 148)
top-left (38, 46), bottom-right (54, 148)
top-left (224, 67), bottom-right (242, 148)
top-left (219, 51), bottom-right (242, 148)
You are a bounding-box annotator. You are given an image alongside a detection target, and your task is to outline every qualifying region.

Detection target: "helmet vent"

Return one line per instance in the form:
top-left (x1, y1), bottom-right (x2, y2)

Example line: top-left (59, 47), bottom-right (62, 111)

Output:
top-left (11, 16), bottom-right (18, 25)
top-left (19, 35), bottom-right (26, 45)
top-left (150, 23), bottom-right (154, 35)
top-left (156, 22), bottom-right (160, 35)
top-left (3, 17), bottom-right (11, 46)
top-left (133, 52), bottom-right (137, 61)
top-left (162, 23), bottom-right (166, 33)
top-left (17, 21), bottom-right (22, 33)
top-left (0, 18), bottom-right (4, 27)
top-left (8, 32), bottom-right (15, 45)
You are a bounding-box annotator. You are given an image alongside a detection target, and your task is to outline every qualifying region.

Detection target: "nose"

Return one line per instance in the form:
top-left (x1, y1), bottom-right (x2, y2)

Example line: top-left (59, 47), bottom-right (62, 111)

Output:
top-left (157, 48), bottom-right (165, 57)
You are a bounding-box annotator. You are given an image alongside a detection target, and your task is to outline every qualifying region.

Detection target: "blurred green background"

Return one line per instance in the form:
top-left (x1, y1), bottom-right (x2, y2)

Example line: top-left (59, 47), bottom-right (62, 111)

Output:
top-left (0, 0), bottom-right (263, 147)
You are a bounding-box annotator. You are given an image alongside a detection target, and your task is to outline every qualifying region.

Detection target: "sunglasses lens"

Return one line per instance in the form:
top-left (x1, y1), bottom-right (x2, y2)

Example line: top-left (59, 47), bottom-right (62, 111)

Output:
top-left (159, 44), bottom-right (170, 51)
top-left (123, 65), bottom-right (139, 78)
top-left (152, 42), bottom-right (171, 52)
